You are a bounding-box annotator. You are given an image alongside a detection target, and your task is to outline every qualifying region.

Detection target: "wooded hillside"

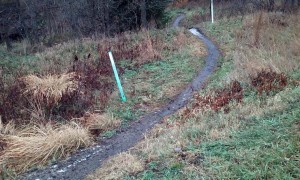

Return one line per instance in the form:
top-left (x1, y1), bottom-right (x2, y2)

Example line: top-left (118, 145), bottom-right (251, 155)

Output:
top-left (0, 0), bottom-right (299, 51)
top-left (0, 0), bottom-right (170, 50)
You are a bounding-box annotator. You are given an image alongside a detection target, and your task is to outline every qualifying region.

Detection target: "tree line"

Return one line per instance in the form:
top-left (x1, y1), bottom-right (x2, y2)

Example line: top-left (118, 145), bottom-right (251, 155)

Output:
top-left (0, 0), bottom-right (170, 51)
top-left (1, 0), bottom-right (299, 51)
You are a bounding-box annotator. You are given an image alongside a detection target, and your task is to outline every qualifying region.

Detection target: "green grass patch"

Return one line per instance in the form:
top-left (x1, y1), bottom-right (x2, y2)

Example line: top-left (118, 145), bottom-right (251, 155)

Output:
top-left (0, 47), bottom-right (39, 74)
top-left (202, 99), bottom-right (300, 179)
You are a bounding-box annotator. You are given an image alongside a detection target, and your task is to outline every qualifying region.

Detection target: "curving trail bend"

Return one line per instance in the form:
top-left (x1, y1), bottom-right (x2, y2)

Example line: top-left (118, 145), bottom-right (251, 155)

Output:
top-left (22, 15), bottom-right (220, 180)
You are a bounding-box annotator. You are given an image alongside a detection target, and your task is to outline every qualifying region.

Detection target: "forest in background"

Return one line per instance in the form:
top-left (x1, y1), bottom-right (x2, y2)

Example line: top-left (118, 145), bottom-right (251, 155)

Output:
top-left (0, 0), bottom-right (170, 50)
top-left (1, 0), bottom-right (299, 51)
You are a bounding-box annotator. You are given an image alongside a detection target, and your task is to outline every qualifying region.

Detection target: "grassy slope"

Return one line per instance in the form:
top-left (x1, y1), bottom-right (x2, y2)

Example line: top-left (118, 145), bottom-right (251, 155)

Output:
top-left (87, 8), bottom-right (300, 180)
top-left (106, 29), bottom-right (206, 126)
top-left (0, 10), bottom-right (207, 175)
top-left (202, 88), bottom-right (300, 179)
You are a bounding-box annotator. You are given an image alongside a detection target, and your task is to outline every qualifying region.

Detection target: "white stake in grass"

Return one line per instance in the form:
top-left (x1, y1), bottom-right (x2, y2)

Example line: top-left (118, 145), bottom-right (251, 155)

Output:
top-left (108, 51), bottom-right (127, 102)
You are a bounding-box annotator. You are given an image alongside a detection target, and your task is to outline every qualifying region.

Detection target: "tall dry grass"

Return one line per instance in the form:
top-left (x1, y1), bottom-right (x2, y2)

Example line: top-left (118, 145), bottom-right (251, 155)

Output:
top-left (0, 122), bottom-right (91, 173)
top-left (228, 11), bottom-right (300, 82)
top-left (21, 73), bottom-right (78, 105)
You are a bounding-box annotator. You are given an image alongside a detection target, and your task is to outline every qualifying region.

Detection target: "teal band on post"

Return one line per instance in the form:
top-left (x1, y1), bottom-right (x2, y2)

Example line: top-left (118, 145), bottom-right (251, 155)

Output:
top-left (108, 51), bottom-right (127, 102)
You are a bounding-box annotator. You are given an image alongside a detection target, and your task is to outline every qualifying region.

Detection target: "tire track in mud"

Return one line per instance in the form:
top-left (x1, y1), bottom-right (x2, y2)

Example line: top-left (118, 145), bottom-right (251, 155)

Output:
top-left (22, 15), bottom-right (220, 180)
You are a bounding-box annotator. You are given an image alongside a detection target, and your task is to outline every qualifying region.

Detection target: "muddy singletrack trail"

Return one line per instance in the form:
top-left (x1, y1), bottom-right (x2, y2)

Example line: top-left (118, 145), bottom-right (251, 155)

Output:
top-left (22, 15), bottom-right (220, 180)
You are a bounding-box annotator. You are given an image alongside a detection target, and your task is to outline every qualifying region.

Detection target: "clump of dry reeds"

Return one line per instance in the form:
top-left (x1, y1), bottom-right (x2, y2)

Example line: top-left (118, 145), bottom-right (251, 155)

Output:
top-left (0, 122), bottom-right (91, 173)
top-left (21, 73), bottom-right (78, 105)
top-left (86, 152), bottom-right (144, 180)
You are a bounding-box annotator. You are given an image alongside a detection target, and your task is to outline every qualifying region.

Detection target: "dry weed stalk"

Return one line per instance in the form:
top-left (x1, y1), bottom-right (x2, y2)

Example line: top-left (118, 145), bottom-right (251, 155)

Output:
top-left (0, 122), bottom-right (91, 173)
top-left (21, 73), bottom-right (78, 105)
top-left (253, 11), bottom-right (263, 46)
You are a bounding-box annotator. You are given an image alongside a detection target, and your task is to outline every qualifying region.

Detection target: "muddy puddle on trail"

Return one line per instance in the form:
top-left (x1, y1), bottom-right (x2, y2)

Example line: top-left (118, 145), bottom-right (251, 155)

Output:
top-left (22, 15), bottom-right (220, 180)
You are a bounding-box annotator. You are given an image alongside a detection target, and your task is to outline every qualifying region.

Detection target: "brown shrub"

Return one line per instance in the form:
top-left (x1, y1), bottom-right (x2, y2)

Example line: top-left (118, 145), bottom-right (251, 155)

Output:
top-left (71, 54), bottom-right (115, 114)
top-left (250, 69), bottom-right (287, 95)
top-left (182, 81), bottom-right (243, 118)
top-left (0, 82), bottom-right (25, 123)
top-left (97, 30), bottom-right (163, 68)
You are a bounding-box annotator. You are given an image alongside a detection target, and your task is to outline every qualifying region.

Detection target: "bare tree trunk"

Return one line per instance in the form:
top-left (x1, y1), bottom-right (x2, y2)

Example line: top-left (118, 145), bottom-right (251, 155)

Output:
top-left (104, 0), bottom-right (110, 35)
top-left (93, 0), bottom-right (97, 33)
top-left (269, 0), bottom-right (275, 11)
top-left (5, 36), bottom-right (12, 51)
top-left (284, 0), bottom-right (293, 11)
top-left (99, 0), bottom-right (105, 33)
top-left (141, 0), bottom-right (147, 28)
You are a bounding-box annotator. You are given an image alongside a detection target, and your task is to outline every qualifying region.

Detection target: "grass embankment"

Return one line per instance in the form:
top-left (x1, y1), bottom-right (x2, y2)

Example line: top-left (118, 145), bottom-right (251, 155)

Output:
top-left (107, 29), bottom-right (206, 126)
top-left (0, 18), bottom-right (207, 175)
top-left (87, 10), bottom-right (300, 179)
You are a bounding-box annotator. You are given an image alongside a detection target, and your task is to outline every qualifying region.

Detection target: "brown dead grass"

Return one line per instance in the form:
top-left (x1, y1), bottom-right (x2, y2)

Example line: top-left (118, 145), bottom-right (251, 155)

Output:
top-left (0, 122), bottom-right (91, 173)
top-left (86, 152), bottom-right (144, 180)
top-left (173, 30), bottom-right (191, 48)
top-left (229, 11), bottom-right (300, 82)
top-left (172, 29), bottom-right (207, 57)
top-left (21, 73), bottom-right (78, 105)
top-left (132, 123), bottom-right (188, 162)
top-left (190, 40), bottom-right (207, 57)
top-left (97, 29), bottom-right (166, 67)
top-left (135, 29), bottom-right (162, 65)
top-left (78, 113), bottom-right (121, 137)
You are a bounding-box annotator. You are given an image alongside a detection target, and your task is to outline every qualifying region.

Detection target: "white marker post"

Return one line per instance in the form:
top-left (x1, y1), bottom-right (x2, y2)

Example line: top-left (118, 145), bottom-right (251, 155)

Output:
top-left (211, 0), bottom-right (214, 24)
top-left (108, 51), bottom-right (127, 102)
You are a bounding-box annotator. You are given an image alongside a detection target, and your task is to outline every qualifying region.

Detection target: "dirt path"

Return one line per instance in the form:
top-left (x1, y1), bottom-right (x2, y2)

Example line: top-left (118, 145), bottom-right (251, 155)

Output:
top-left (22, 15), bottom-right (220, 180)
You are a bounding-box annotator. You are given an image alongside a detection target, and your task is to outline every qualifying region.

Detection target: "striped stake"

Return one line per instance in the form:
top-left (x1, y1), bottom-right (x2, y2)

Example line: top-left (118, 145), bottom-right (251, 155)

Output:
top-left (108, 51), bottom-right (127, 102)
